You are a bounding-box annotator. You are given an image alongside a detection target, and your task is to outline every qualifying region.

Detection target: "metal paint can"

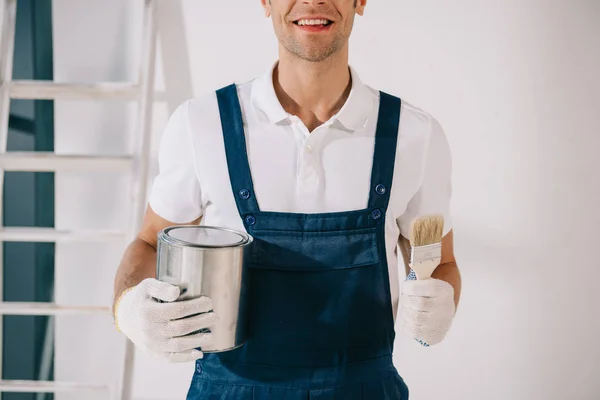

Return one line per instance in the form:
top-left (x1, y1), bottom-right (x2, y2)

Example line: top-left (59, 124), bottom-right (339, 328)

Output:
top-left (156, 225), bottom-right (252, 353)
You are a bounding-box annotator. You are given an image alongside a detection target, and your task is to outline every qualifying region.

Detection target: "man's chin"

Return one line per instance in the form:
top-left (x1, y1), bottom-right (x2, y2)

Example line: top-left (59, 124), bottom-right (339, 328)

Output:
top-left (287, 46), bottom-right (337, 63)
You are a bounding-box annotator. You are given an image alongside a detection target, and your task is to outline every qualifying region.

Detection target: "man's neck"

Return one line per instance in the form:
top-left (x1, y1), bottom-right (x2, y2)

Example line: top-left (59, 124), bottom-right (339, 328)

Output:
top-left (273, 50), bottom-right (352, 132)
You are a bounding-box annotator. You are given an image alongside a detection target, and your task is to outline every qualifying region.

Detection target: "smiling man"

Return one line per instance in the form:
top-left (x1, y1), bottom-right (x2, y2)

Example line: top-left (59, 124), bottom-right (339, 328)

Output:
top-left (112, 1), bottom-right (461, 399)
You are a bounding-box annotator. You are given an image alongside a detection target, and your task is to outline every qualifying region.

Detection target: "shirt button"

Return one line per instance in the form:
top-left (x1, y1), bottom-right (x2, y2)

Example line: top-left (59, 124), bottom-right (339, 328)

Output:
top-left (306, 145), bottom-right (313, 153)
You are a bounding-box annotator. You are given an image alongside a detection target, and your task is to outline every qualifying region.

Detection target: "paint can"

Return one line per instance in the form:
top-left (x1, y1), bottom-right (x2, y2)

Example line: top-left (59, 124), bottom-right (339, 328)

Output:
top-left (156, 225), bottom-right (252, 352)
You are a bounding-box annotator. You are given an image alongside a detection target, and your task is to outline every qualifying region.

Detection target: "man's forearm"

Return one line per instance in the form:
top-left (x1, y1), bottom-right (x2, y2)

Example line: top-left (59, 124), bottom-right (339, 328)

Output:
top-left (431, 261), bottom-right (461, 308)
top-left (113, 238), bottom-right (157, 308)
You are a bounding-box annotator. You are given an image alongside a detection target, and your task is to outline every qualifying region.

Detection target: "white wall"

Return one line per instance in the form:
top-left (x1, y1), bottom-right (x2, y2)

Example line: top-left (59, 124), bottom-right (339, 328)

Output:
top-left (53, 1), bottom-right (600, 400)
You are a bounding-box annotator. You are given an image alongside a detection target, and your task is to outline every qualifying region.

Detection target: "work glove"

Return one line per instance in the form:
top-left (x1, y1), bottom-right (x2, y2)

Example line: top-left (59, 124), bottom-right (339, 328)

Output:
top-left (114, 278), bottom-right (217, 362)
top-left (400, 278), bottom-right (455, 346)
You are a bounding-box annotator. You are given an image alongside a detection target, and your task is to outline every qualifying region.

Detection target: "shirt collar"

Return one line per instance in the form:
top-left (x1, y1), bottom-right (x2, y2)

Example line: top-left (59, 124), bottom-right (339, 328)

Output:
top-left (250, 61), bottom-right (376, 131)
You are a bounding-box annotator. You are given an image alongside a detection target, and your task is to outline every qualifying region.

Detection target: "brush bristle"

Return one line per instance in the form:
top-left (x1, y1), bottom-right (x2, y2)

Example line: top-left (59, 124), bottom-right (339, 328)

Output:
top-left (409, 215), bottom-right (444, 247)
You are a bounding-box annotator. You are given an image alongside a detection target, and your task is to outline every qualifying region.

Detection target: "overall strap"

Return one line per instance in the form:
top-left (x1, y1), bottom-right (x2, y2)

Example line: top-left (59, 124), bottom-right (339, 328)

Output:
top-left (216, 83), bottom-right (260, 214)
top-left (367, 91), bottom-right (401, 212)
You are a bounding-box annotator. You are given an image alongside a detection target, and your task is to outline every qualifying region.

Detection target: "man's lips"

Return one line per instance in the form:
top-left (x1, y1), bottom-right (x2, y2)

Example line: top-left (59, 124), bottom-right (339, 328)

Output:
top-left (292, 17), bottom-right (334, 32)
top-left (293, 17), bottom-right (333, 26)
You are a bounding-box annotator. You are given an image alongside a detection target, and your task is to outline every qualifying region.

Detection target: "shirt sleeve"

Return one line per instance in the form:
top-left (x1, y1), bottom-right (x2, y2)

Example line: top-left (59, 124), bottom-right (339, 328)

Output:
top-left (397, 115), bottom-right (453, 239)
top-left (147, 100), bottom-right (204, 223)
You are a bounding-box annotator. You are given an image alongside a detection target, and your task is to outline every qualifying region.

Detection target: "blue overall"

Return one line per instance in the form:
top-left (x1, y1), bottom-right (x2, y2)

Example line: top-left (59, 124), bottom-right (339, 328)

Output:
top-left (186, 84), bottom-right (409, 399)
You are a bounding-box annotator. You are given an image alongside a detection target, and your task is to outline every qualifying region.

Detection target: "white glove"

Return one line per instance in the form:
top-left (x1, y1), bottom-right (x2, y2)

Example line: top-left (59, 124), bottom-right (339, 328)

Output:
top-left (114, 278), bottom-right (216, 363)
top-left (400, 278), bottom-right (455, 346)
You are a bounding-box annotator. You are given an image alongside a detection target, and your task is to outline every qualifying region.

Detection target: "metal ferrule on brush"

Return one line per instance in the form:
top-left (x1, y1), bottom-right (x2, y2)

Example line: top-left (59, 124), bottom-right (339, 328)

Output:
top-left (409, 242), bottom-right (442, 280)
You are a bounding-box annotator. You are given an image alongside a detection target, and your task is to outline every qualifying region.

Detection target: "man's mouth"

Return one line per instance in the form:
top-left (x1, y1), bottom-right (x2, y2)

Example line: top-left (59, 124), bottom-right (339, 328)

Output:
top-left (294, 19), bottom-right (333, 26)
top-left (293, 18), bottom-right (333, 28)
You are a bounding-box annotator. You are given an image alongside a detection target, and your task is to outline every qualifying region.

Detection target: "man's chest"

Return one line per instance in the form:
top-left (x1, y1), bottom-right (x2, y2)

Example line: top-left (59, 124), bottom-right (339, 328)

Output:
top-left (194, 122), bottom-right (382, 215)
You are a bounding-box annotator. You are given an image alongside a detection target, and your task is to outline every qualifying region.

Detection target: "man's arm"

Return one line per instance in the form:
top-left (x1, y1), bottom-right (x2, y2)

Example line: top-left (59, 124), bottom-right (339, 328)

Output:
top-left (112, 97), bottom-right (203, 308)
top-left (110, 205), bottom-right (214, 362)
top-left (110, 100), bottom-right (215, 362)
top-left (398, 229), bottom-right (461, 308)
top-left (112, 205), bottom-right (200, 309)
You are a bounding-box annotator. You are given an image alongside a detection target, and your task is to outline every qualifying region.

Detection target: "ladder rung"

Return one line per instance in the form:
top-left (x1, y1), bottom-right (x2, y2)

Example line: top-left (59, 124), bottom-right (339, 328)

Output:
top-left (8, 80), bottom-right (139, 100)
top-left (0, 302), bottom-right (111, 316)
top-left (0, 380), bottom-right (110, 393)
top-left (0, 152), bottom-right (133, 172)
top-left (0, 227), bottom-right (125, 242)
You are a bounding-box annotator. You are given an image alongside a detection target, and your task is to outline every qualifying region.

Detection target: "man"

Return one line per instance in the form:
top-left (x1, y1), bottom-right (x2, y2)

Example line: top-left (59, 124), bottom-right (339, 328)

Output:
top-left (112, 0), bottom-right (461, 398)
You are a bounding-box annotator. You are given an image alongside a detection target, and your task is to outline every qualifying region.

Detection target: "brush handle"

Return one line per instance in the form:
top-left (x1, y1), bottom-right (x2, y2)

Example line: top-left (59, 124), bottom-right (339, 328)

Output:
top-left (406, 244), bottom-right (441, 347)
top-left (406, 270), bottom-right (430, 347)
top-left (406, 269), bottom-right (417, 281)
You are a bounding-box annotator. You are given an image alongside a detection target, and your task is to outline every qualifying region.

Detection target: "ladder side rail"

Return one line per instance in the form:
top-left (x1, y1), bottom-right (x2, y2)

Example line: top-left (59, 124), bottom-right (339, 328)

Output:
top-left (0, 0), bottom-right (18, 391)
top-left (119, 1), bottom-right (158, 399)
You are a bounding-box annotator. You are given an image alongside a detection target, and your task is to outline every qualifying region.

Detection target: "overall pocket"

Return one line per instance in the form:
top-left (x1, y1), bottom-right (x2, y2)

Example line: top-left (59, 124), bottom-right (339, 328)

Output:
top-left (250, 227), bottom-right (379, 271)
top-left (244, 227), bottom-right (390, 353)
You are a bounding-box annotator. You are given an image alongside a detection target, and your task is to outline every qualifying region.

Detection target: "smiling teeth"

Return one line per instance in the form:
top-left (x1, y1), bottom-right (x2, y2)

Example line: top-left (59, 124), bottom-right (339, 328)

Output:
top-left (297, 19), bottom-right (330, 26)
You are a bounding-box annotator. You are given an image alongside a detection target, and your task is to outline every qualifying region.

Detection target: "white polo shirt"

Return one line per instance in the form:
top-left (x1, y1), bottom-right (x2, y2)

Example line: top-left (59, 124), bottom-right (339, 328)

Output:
top-left (148, 62), bottom-right (453, 321)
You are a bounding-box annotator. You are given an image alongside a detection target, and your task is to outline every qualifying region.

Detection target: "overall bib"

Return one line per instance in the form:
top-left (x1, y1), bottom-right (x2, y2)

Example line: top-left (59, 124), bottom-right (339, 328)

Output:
top-left (186, 84), bottom-right (409, 399)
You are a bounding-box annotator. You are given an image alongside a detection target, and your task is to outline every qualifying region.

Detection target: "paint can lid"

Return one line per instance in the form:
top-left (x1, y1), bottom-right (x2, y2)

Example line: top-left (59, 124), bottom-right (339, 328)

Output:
top-left (160, 226), bottom-right (251, 248)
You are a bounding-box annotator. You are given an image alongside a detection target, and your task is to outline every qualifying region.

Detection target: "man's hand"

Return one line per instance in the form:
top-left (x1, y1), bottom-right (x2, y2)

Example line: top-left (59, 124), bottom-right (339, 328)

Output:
top-left (400, 278), bottom-right (455, 346)
top-left (114, 278), bottom-right (217, 362)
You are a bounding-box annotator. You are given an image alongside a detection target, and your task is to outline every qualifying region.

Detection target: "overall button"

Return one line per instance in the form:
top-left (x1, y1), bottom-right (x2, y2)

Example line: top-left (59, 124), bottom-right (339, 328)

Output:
top-left (245, 215), bottom-right (256, 226)
top-left (375, 184), bottom-right (386, 195)
top-left (239, 188), bottom-right (251, 200)
top-left (371, 209), bottom-right (382, 220)
top-left (196, 362), bottom-right (202, 374)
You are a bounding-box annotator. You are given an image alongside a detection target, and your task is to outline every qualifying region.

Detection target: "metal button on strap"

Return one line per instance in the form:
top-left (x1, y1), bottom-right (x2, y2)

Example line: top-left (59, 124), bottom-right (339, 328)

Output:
top-left (371, 209), bottom-right (382, 220)
top-left (239, 188), bottom-right (251, 200)
top-left (375, 184), bottom-right (386, 195)
top-left (245, 215), bottom-right (256, 226)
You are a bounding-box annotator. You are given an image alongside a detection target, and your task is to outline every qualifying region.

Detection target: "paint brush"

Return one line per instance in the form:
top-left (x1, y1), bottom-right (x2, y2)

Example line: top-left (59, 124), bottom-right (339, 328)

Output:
top-left (406, 215), bottom-right (445, 346)
top-left (406, 215), bottom-right (444, 281)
